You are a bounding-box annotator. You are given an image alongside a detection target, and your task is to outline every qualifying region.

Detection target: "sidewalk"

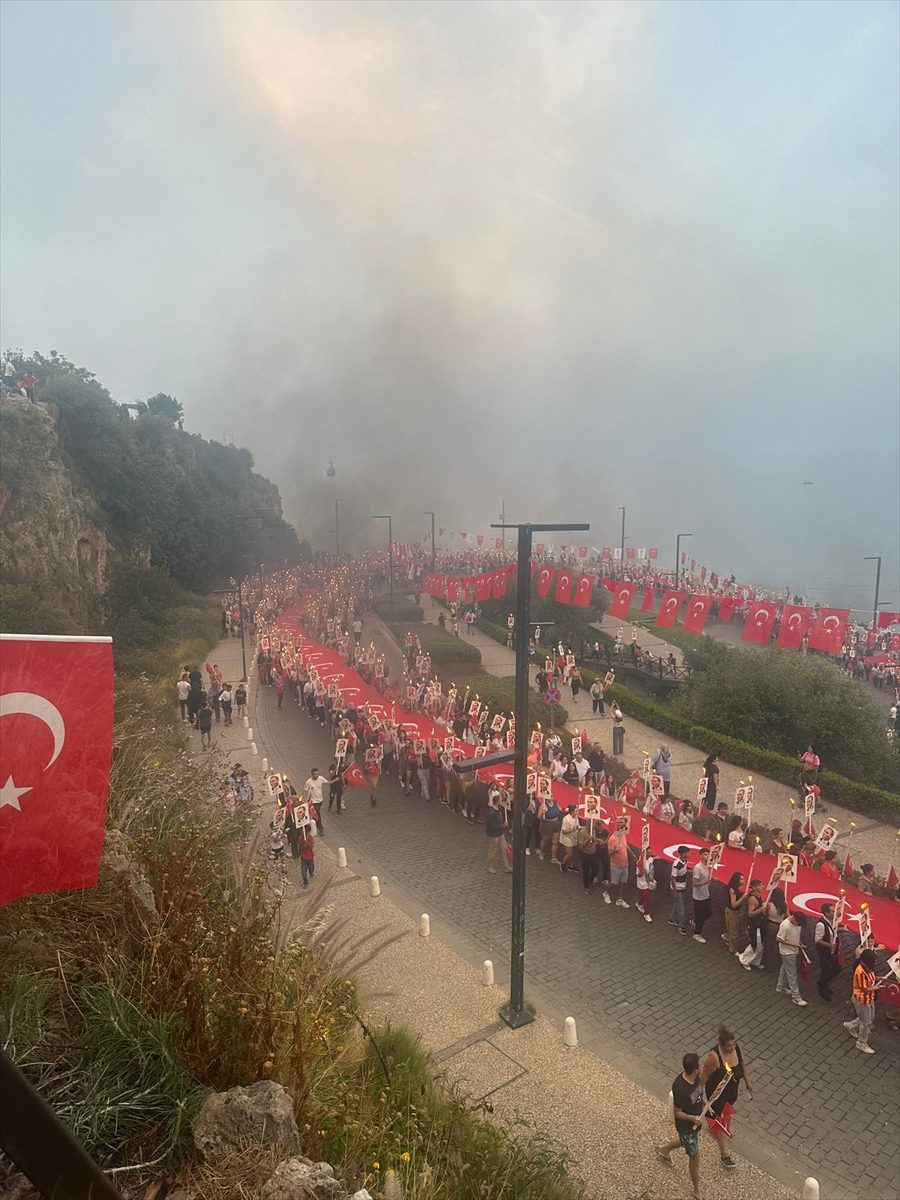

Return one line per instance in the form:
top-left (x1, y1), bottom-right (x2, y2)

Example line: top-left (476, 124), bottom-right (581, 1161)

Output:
top-left (203, 629), bottom-right (800, 1200)
top-left (408, 599), bottom-right (892, 868)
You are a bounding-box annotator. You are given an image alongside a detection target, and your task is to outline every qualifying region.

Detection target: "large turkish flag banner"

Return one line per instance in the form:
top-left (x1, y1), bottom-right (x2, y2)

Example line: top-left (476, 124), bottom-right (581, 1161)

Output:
top-left (741, 601), bottom-right (779, 645)
top-left (573, 574), bottom-right (595, 607)
top-left (640, 587), bottom-right (656, 613)
top-left (807, 608), bottom-right (850, 655)
top-left (655, 590), bottom-right (686, 627)
top-left (491, 570), bottom-right (507, 599)
top-left (536, 565), bottom-right (555, 598)
top-left (554, 569), bottom-right (574, 605)
top-left (1, 635), bottom-right (114, 906)
top-left (681, 595), bottom-right (713, 634)
top-left (776, 605), bottom-right (813, 649)
top-left (608, 582), bottom-right (637, 619)
top-left (717, 597), bottom-right (736, 622)
top-left (877, 611), bottom-right (900, 629)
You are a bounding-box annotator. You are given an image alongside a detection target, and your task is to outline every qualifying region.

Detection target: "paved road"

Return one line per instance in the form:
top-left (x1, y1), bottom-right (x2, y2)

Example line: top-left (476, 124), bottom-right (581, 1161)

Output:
top-left (251, 667), bottom-right (900, 1200)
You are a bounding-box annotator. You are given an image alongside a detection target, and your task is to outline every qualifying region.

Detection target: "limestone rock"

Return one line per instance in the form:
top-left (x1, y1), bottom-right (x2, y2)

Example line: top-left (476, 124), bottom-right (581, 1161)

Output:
top-left (350, 1191), bottom-right (374, 1200)
top-left (192, 1081), bottom-right (301, 1163)
top-left (260, 1157), bottom-right (346, 1200)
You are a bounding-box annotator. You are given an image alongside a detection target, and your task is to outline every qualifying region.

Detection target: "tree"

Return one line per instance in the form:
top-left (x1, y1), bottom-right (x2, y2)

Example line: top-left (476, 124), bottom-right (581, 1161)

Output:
top-left (145, 393), bottom-right (183, 424)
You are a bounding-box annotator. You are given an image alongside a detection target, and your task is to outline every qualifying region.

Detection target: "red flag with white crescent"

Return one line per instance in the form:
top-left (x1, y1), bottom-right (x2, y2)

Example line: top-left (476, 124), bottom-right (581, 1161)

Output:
top-left (555, 569), bottom-right (574, 605)
top-left (640, 587), bottom-right (656, 613)
top-left (741, 601), bottom-right (780, 645)
top-left (877, 611), bottom-right (900, 629)
top-left (807, 608), bottom-right (849, 655)
top-left (573, 574), bottom-right (594, 607)
top-left (342, 762), bottom-right (367, 788)
top-left (655, 590), bottom-right (686, 628)
top-left (1, 634), bottom-right (114, 905)
top-left (681, 594), bottom-right (713, 634)
top-left (475, 574), bottom-right (492, 602)
top-left (492, 570), bottom-right (507, 599)
top-left (608, 582), bottom-right (637, 619)
top-left (536, 565), bottom-right (555, 598)
top-left (717, 597), bottom-right (736, 621)
top-left (776, 605), bottom-right (813, 650)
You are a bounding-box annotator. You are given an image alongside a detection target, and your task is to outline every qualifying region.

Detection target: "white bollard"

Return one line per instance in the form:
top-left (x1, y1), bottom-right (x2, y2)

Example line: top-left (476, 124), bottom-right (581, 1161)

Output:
top-left (563, 1016), bottom-right (577, 1048)
top-left (800, 1181), bottom-right (820, 1200)
top-left (262, 757), bottom-right (268, 772)
top-left (482, 959), bottom-right (495, 987)
top-left (370, 875), bottom-right (381, 897)
top-left (419, 913), bottom-right (430, 937)
top-left (337, 846), bottom-right (348, 868)
top-left (243, 715), bottom-right (249, 728)
top-left (250, 742), bottom-right (258, 755)
top-left (247, 727), bottom-right (254, 742)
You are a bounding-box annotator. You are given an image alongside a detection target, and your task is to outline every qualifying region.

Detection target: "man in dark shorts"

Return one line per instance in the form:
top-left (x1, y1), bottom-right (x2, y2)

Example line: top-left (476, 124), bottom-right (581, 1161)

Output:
top-left (656, 1052), bottom-right (704, 1200)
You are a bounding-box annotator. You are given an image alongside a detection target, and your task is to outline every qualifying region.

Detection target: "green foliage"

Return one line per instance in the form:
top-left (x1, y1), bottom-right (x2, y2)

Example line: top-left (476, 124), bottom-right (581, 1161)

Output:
top-left (392, 622), bottom-right (482, 665)
top-left (604, 683), bottom-right (899, 821)
top-left (669, 646), bottom-right (895, 789)
top-left (145, 392), bottom-right (183, 424)
top-left (374, 598), bottom-right (423, 623)
top-left (478, 582), bottom-right (608, 653)
top-left (449, 671), bottom-right (569, 727)
top-left (628, 611), bottom-right (708, 656)
top-left (0, 582), bottom-right (79, 634)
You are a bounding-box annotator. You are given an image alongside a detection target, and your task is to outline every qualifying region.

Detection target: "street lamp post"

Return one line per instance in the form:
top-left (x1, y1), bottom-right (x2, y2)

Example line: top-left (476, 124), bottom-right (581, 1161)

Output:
top-left (424, 511), bottom-right (436, 574)
top-left (372, 514), bottom-right (393, 619)
top-left (676, 532), bottom-right (692, 587)
top-left (863, 556), bottom-right (882, 627)
top-left (335, 497), bottom-right (345, 560)
top-left (454, 519), bottom-right (589, 1030)
top-left (228, 575), bottom-right (248, 683)
top-left (618, 506), bottom-right (626, 569)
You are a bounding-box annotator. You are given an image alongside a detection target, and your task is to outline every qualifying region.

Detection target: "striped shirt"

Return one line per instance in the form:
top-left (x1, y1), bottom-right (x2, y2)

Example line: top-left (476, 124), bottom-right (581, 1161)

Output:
top-left (671, 859), bottom-right (688, 891)
top-left (853, 964), bottom-right (876, 1006)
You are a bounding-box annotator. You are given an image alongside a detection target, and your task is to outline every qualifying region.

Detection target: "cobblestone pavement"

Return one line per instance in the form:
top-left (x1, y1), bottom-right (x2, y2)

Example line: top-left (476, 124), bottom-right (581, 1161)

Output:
top-left (247, 649), bottom-right (900, 1200)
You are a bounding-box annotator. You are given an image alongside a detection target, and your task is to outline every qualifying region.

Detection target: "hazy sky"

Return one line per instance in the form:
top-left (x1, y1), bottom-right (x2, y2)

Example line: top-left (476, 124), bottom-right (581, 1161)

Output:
top-left (2, 0), bottom-right (898, 610)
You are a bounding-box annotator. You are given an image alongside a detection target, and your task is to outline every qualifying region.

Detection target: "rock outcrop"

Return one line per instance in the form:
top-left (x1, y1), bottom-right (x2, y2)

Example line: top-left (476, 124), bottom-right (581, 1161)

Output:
top-left (193, 1081), bottom-right (302, 1163)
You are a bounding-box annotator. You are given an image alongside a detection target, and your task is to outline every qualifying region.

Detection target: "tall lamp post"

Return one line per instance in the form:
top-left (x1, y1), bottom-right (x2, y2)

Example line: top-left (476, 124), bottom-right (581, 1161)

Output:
top-left (863, 556), bottom-right (882, 627)
top-left (424, 510), bottom-right (436, 573)
top-left (454, 519), bottom-right (589, 1030)
top-left (334, 497), bottom-right (345, 560)
top-left (230, 509), bottom-right (270, 683)
top-left (676, 532), bottom-right (692, 587)
top-left (372, 514), bottom-right (393, 619)
top-left (618, 506), bottom-right (626, 568)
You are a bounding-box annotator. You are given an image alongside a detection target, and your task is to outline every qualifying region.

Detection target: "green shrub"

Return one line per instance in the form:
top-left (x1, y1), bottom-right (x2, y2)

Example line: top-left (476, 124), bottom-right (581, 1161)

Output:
top-left (390, 622), bottom-right (481, 665)
top-left (606, 684), bottom-right (899, 821)
top-left (0, 581), bottom-right (79, 635)
top-left (374, 598), bottom-right (422, 623)
top-left (450, 671), bottom-right (569, 728)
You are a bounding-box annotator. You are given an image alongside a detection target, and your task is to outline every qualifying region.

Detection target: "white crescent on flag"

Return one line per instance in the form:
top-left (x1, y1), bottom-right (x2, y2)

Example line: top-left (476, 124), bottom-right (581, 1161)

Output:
top-left (0, 691), bottom-right (67, 811)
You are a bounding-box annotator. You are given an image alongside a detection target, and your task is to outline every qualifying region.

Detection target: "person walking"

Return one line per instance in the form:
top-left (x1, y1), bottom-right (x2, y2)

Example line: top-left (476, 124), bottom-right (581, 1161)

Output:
top-left (558, 805), bottom-right (580, 873)
top-left (219, 684), bottom-right (233, 726)
top-left (196, 699), bottom-right (213, 749)
top-left (650, 745), bottom-right (672, 796)
top-left (176, 674), bottom-right (190, 722)
top-left (235, 683), bottom-right (248, 719)
top-left (737, 880), bottom-right (766, 970)
top-left (303, 768), bottom-right (327, 835)
top-left (776, 911), bottom-right (809, 1006)
top-left (485, 799), bottom-right (511, 874)
top-left (589, 678), bottom-right (604, 715)
top-left (723, 872), bottom-right (750, 954)
top-left (366, 756), bottom-right (380, 806)
top-left (538, 796), bottom-right (562, 862)
top-left (578, 820), bottom-right (600, 894)
top-left (700, 1025), bottom-right (753, 1170)
top-left (611, 704), bottom-right (625, 756)
top-left (569, 665), bottom-right (582, 699)
top-left (608, 816), bottom-right (633, 907)
top-left (297, 825), bottom-right (316, 888)
top-left (691, 848), bottom-right (712, 943)
top-left (843, 948), bottom-right (888, 1054)
top-left (635, 849), bottom-right (656, 922)
top-left (656, 1053), bottom-right (705, 1200)
top-left (763, 886), bottom-right (788, 968)
top-left (327, 760), bottom-right (345, 815)
top-left (814, 902), bottom-right (841, 1001)
top-left (669, 845), bottom-right (690, 933)
top-left (701, 754), bottom-right (719, 814)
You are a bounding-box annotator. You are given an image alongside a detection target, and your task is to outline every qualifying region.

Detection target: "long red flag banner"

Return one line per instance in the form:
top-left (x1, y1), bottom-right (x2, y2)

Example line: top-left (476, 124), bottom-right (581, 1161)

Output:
top-left (268, 602), bottom-right (900, 953)
top-left (0, 634), bottom-right (114, 905)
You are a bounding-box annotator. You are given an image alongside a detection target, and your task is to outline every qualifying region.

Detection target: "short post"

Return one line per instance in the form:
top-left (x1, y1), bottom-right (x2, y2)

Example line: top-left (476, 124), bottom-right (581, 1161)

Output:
top-left (800, 1180), bottom-right (820, 1200)
top-left (419, 913), bottom-right (430, 937)
top-left (243, 715), bottom-right (249, 728)
top-left (247, 727), bottom-right (254, 742)
top-left (482, 959), bottom-right (495, 987)
top-left (250, 742), bottom-right (258, 755)
top-left (563, 1016), bottom-right (577, 1048)
top-left (262, 757), bottom-right (269, 771)
top-left (337, 847), bottom-right (348, 868)
top-left (370, 875), bottom-right (381, 897)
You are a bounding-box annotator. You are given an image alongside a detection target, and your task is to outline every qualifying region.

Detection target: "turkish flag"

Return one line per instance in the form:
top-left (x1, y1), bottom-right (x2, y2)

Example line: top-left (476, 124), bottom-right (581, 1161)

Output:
top-left (573, 574), bottom-right (594, 607)
top-left (648, 547), bottom-right (658, 559)
top-left (776, 605), bottom-right (813, 650)
top-left (447, 579), bottom-right (459, 603)
top-left (808, 608), bottom-right (849, 655)
top-left (887, 863), bottom-right (899, 891)
top-left (555, 569), bottom-right (574, 604)
top-left (640, 587), bottom-right (656, 612)
top-left (536, 565), bottom-right (555, 598)
top-left (1, 635), bottom-right (114, 906)
top-left (608, 582), bottom-right (637, 619)
top-left (877, 611), bottom-right (900, 629)
top-left (342, 762), bottom-right (367, 788)
top-left (506, 563), bottom-right (517, 580)
top-left (475, 574), bottom-right (492, 602)
top-left (655, 590), bottom-right (686, 627)
top-left (681, 595), bottom-right (713, 634)
top-left (717, 597), bottom-right (736, 622)
top-left (492, 570), bottom-right (507, 599)
top-left (741, 601), bottom-right (779, 645)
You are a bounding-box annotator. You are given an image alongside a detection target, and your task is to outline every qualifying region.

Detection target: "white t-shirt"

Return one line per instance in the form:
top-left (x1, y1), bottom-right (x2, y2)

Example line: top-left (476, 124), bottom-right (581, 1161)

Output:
top-left (304, 775), bottom-right (327, 805)
top-left (778, 918), bottom-right (801, 956)
top-left (559, 813), bottom-right (579, 847)
top-left (574, 757), bottom-right (590, 783)
top-left (176, 680), bottom-right (190, 701)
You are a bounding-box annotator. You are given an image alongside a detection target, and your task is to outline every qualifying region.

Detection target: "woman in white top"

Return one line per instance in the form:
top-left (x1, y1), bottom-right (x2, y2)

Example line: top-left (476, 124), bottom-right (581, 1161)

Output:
top-left (558, 806), bottom-right (580, 873)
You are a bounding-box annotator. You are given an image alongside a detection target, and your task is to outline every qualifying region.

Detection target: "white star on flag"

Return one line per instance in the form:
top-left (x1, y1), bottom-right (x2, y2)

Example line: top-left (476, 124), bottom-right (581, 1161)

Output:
top-left (0, 775), bottom-right (31, 811)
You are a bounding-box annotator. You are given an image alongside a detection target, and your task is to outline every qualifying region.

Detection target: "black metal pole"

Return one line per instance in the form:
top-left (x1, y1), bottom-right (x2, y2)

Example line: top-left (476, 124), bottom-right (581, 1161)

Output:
top-left (0, 1047), bottom-right (123, 1200)
top-left (425, 511), bottom-right (436, 573)
top-left (238, 576), bottom-right (248, 682)
top-left (675, 533), bottom-right (680, 588)
top-left (335, 498), bottom-right (341, 559)
top-left (388, 515), bottom-right (394, 619)
top-left (502, 522), bottom-right (534, 1028)
top-left (864, 556), bottom-right (882, 627)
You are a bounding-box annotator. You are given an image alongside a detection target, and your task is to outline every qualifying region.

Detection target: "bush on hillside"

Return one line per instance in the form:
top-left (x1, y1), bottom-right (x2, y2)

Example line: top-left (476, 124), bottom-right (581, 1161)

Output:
top-left (0, 581), bottom-right (79, 635)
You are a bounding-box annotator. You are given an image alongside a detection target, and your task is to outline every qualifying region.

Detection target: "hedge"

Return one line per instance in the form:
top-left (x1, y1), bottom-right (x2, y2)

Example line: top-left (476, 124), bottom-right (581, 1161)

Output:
top-left (583, 675), bottom-right (900, 821)
top-left (450, 671), bottom-right (570, 729)
top-left (373, 598), bottom-right (423, 623)
top-left (389, 622), bottom-right (482, 666)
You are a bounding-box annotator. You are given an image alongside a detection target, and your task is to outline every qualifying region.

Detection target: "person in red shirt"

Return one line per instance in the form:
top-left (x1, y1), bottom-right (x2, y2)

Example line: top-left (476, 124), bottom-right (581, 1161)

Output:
top-left (366, 758), bottom-right (380, 807)
top-left (819, 850), bottom-right (841, 880)
top-left (298, 827), bottom-right (315, 888)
